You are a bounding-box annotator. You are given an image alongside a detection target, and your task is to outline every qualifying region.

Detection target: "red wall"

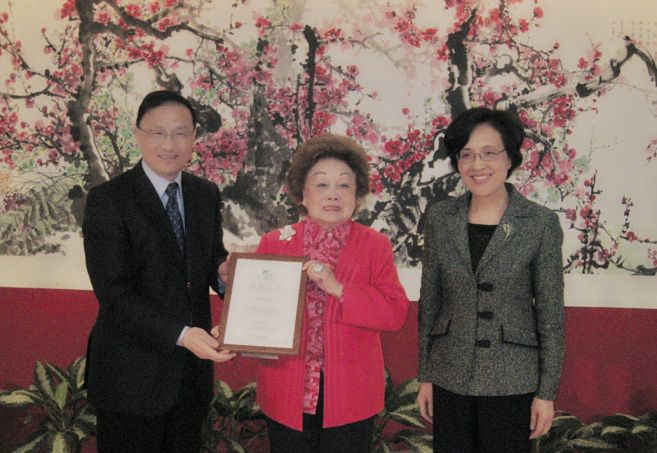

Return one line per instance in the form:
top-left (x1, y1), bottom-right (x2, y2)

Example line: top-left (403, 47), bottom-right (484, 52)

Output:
top-left (1, 286), bottom-right (656, 450)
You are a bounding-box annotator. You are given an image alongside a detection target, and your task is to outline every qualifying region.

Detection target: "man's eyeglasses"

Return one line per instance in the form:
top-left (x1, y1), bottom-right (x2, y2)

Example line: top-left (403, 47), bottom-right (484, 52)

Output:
top-left (137, 127), bottom-right (195, 145)
top-left (457, 149), bottom-right (506, 163)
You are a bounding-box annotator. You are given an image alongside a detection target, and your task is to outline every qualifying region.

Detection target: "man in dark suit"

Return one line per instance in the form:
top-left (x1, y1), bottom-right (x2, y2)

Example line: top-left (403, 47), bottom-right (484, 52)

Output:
top-left (83, 90), bottom-right (235, 452)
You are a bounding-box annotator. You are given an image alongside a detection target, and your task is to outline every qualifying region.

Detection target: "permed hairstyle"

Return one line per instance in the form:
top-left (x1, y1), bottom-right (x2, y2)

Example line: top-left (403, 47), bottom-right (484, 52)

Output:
top-left (286, 133), bottom-right (370, 215)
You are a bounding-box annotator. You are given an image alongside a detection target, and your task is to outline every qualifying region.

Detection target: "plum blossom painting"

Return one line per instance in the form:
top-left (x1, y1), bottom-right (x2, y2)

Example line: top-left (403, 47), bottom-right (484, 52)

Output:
top-left (0, 0), bottom-right (655, 306)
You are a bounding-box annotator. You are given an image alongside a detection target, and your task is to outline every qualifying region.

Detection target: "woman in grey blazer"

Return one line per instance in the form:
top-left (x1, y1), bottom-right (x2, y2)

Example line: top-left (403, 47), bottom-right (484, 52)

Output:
top-left (416, 107), bottom-right (564, 453)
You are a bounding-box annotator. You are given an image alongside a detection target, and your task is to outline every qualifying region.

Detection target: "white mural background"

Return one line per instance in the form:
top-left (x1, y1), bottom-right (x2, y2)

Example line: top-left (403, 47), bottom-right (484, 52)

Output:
top-left (0, 0), bottom-right (655, 306)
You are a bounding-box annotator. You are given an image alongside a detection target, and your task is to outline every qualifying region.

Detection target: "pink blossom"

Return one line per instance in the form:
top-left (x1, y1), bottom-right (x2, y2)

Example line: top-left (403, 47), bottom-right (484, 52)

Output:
top-left (565, 209), bottom-right (576, 221)
top-left (96, 11), bottom-right (111, 26)
top-left (60, 0), bottom-right (76, 19)
top-left (255, 16), bottom-right (271, 30)
top-left (518, 19), bottom-right (529, 33)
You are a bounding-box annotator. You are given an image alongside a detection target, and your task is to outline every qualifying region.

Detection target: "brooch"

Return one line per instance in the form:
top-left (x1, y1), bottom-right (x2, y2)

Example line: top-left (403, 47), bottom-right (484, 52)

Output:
top-left (278, 225), bottom-right (296, 241)
top-left (502, 223), bottom-right (512, 239)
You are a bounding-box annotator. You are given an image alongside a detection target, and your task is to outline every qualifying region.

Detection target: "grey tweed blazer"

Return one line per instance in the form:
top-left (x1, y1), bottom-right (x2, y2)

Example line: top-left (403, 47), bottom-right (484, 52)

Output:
top-left (418, 184), bottom-right (564, 400)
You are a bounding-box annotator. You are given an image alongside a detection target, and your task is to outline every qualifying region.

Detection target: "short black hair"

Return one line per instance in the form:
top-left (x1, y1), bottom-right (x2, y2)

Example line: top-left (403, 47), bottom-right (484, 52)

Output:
top-left (443, 107), bottom-right (524, 178)
top-left (136, 90), bottom-right (197, 128)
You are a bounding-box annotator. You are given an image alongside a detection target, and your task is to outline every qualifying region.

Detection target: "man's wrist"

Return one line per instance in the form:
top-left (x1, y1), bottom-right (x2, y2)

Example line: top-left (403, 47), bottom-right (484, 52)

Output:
top-left (176, 325), bottom-right (190, 346)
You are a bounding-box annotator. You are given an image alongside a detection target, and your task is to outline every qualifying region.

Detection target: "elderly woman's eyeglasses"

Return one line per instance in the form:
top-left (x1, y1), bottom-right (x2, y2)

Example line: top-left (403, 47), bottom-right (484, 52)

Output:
top-left (137, 127), bottom-right (195, 145)
top-left (457, 149), bottom-right (505, 163)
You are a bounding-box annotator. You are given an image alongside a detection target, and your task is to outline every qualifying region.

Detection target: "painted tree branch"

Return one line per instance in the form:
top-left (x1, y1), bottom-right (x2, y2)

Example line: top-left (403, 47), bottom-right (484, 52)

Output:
top-left (303, 25), bottom-right (319, 134)
top-left (499, 37), bottom-right (657, 109)
top-left (73, 0), bottom-right (110, 188)
top-left (445, 8), bottom-right (478, 117)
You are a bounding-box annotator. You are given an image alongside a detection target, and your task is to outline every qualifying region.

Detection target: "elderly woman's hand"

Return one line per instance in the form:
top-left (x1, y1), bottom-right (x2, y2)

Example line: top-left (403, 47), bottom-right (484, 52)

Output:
top-left (218, 254), bottom-right (232, 284)
top-left (303, 260), bottom-right (344, 298)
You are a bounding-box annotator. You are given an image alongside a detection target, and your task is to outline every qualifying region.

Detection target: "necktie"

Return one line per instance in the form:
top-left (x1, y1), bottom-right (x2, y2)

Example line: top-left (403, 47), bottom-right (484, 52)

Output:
top-left (165, 182), bottom-right (184, 251)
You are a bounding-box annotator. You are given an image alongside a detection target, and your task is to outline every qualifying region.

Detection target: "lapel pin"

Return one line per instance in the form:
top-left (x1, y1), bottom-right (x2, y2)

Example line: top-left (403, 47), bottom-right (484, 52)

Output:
top-left (502, 223), bottom-right (512, 239)
top-left (278, 224), bottom-right (296, 241)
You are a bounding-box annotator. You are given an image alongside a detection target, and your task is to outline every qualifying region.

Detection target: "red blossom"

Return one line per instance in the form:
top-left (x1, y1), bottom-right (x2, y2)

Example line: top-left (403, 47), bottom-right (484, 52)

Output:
top-left (125, 4), bottom-right (142, 18)
top-left (565, 209), bottom-right (576, 221)
top-left (533, 7), bottom-right (544, 18)
top-left (383, 164), bottom-right (402, 183)
top-left (421, 28), bottom-right (437, 41)
top-left (60, 0), bottom-right (76, 19)
top-left (255, 16), bottom-right (271, 30)
top-left (370, 173), bottom-right (383, 195)
top-left (431, 116), bottom-right (449, 129)
top-left (96, 11), bottom-right (111, 26)
top-left (648, 249), bottom-right (657, 267)
top-left (518, 19), bottom-right (529, 32)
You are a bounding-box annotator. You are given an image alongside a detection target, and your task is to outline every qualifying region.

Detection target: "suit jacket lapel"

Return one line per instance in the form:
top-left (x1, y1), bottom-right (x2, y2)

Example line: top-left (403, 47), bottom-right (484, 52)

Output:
top-left (129, 163), bottom-right (185, 266)
top-left (445, 195), bottom-right (474, 274)
top-left (475, 185), bottom-right (529, 277)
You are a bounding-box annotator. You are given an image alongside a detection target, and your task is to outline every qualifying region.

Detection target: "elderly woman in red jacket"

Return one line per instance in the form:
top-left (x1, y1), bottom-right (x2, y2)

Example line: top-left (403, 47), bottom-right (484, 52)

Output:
top-left (255, 133), bottom-right (409, 452)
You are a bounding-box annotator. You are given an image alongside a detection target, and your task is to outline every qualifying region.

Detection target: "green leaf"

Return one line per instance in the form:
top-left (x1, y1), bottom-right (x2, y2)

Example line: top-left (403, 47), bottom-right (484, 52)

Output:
top-left (54, 381), bottom-right (69, 411)
top-left (631, 423), bottom-right (657, 443)
top-left (569, 438), bottom-right (619, 449)
top-left (234, 382), bottom-right (259, 419)
top-left (374, 440), bottom-right (394, 453)
top-left (73, 404), bottom-right (97, 437)
top-left (389, 403), bottom-right (425, 429)
top-left (215, 380), bottom-right (234, 400)
top-left (223, 437), bottom-right (246, 453)
top-left (385, 379), bottom-right (417, 411)
top-left (632, 424), bottom-right (656, 435)
top-left (388, 378), bottom-right (420, 407)
top-left (45, 362), bottom-right (69, 386)
top-left (602, 413), bottom-right (639, 429)
top-left (33, 361), bottom-right (55, 400)
top-left (383, 368), bottom-right (393, 401)
top-left (601, 425), bottom-right (629, 436)
top-left (50, 431), bottom-right (72, 453)
top-left (551, 415), bottom-right (582, 429)
top-left (0, 388), bottom-right (43, 407)
top-left (394, 429), bottom-right (433, 452)
top-left (11, 430), bottom-right (49, 452)
top-left (70, 357), bottom-right (86, 390)
top-left (574, 421), bottom-right (602, 438)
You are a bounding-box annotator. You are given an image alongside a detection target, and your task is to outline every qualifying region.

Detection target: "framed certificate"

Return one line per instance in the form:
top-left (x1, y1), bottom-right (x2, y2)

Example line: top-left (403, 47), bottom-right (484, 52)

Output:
top-left (216, 253), bottom-right (308, 355)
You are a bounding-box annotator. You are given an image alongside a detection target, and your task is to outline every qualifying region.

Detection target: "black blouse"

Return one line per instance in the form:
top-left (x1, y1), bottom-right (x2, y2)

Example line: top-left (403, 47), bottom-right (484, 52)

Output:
top-left (468, 223), bottom-right (497, 273)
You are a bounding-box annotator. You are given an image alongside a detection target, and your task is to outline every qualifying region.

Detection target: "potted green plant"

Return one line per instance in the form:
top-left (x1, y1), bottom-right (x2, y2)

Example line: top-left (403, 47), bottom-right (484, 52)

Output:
top-left (372, 369), bottom-right (432, 452)
top-left (0, 357), bottom-right (95, 452)
top-left (537, 411), bottom-right (657, 452)
top-left (202, 380), bottom-right (267, 453)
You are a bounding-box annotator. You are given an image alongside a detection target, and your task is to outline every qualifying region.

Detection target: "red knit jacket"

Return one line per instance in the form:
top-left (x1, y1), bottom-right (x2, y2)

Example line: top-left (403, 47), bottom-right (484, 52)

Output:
top-left (255, 220), bottom-right (410, 430)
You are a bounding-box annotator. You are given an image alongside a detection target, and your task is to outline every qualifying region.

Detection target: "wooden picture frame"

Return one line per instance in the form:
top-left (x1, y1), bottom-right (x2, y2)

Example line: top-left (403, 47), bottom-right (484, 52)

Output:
top-left (216, 253), bottom-right (307, 356)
